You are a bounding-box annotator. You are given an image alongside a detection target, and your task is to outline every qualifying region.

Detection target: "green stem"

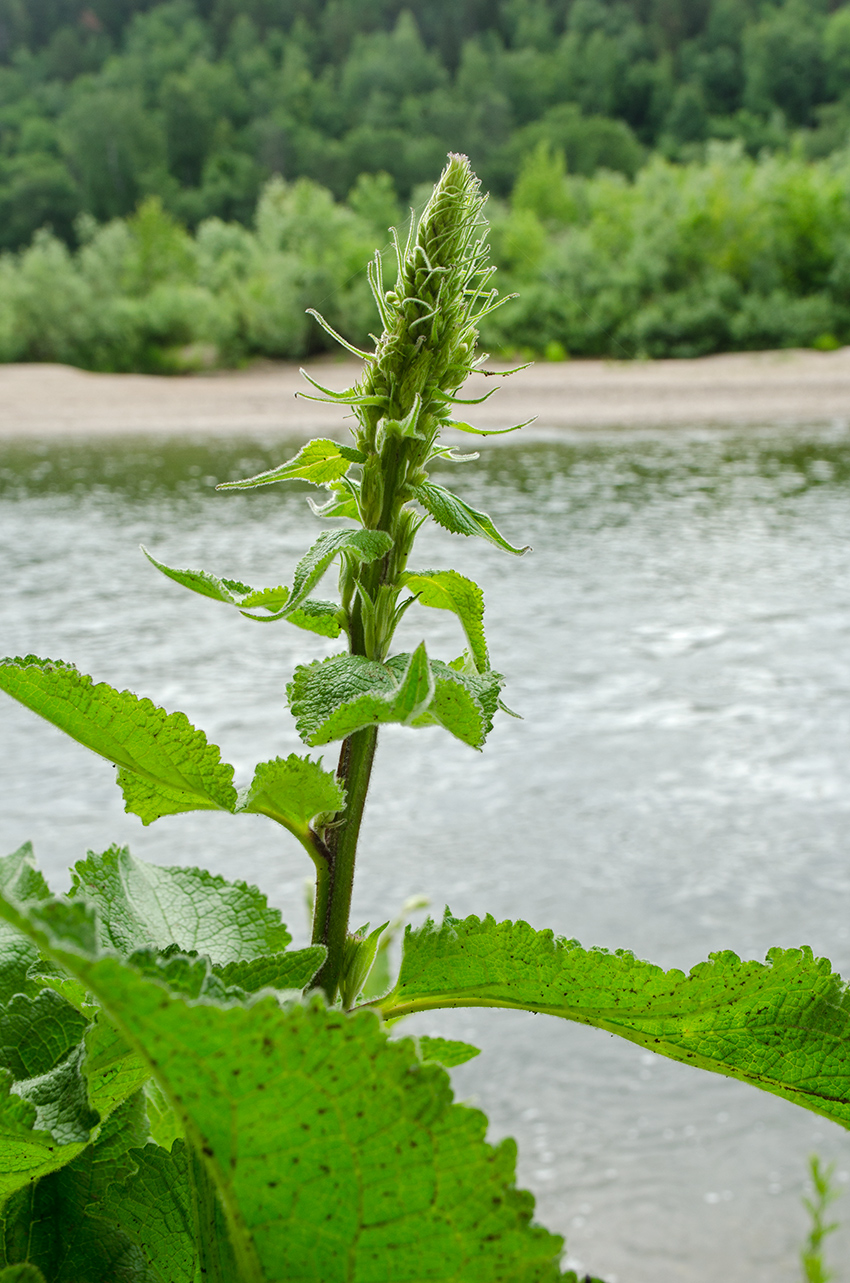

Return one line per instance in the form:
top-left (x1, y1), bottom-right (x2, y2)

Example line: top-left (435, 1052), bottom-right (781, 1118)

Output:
top-left (311, 724), bottom-right (379, 1000)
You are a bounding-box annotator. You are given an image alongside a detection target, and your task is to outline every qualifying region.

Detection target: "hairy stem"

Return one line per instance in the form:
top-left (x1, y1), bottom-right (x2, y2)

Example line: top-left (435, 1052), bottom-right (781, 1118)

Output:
top-left (311, 724), bottom-right (379, 1000)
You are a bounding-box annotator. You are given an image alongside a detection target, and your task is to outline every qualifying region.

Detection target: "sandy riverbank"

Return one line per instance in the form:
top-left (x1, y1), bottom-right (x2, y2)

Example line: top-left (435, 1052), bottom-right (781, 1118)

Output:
top-left (2, 347), bottom-right (850, 438)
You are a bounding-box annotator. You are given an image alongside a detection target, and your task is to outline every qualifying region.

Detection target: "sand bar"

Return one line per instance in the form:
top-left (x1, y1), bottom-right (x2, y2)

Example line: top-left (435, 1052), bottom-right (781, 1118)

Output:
top-left (2, 347), bottom-right (850, 438)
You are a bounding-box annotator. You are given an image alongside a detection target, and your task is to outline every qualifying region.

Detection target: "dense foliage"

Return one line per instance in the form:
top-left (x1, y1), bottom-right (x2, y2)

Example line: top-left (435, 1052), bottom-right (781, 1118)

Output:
top-left (3, 140), bottom-right (850, 370)
top-left (2, 0), bottom-right (850, 251)
top-left (0, 154), bottom-right (849, 1282)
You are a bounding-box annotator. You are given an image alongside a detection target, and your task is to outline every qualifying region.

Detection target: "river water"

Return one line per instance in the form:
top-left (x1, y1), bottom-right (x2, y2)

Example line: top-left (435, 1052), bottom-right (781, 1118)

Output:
top-left (1, 424), bottom-right (849, 1282)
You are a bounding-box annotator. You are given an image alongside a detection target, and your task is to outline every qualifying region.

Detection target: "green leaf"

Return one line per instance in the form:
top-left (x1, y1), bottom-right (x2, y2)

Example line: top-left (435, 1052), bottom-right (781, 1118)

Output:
top-left (339, 922), bottom-right (388, 1011)
top-left (0, 1068), bottom-right (91, 1205)
top-left (379, 912), bottom-right (850, 1130)
top-left (287, 644), bottom-right (435, 746)
top-left (145, 547), bottom-right (345, 636)
top-left (0, 895), bottom-right (566, 1283)
top-left (69, 846), bottom-right (291, 965)
top-left (216, 438), bottom-right (363, 490)
top-left (0, 845), bottom-right (51, 1005)
top-left (283, 528), bottom-right (392, 618)
top-left (446, 417), bottom-right (535, 436)
top-left (402, 570), bottom-right (489, 672)
top-left (417, 1036), bottom-right (481, 1068)
top-left (0, 1092), bottom-right (151, 1283)
top-left (238, 754), bottom-right (345, 840)
top-left (284, 599), bottom-right (342, 638)
top-left (0, 657), bottom-right (237, 823)
top-left (387, 655), bottom-right (503, 749)
top-left (413, 481), bottom-right (530, 555)
top-left (0, 1266), bottom-right (48, 1283)
top-left (98, 1140), bottom-right (195, 1283)
top-left (213, 948), bottom-right (326, 995)
top-left (0, 990), bottom-right (88, 1081)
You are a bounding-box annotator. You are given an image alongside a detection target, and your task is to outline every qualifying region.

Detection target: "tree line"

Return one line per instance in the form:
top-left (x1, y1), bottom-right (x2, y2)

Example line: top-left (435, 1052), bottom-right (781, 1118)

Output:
top-left (1, 0), bottom-right (850, 252)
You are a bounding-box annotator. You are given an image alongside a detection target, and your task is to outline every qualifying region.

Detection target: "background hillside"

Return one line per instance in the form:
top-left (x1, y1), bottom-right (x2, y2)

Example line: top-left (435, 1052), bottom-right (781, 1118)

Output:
top-left (3, 0), bottom-right (850, 368)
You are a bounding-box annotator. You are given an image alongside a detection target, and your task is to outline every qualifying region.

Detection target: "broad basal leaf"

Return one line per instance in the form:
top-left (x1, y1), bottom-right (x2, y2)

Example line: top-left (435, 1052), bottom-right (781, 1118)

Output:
top-left (378, 912), bottom-right (850, 1130)
top-left (216, 438), bottom-right (365, 490)
top-left (69, 846), bottom-right (291, 965)
top-left (0, 895), bottom-right (566, 1283)
top-left (0, 1092), bottom-right (152, 1283)
top-left (0, 1068), bottom-right (92, 1205)
top-left (402, 570), bottom-right (489, 672)
top-left (0, 657), bottom-right (237, 826)
top-left (238, 754), bottom-right (345, 841)
top-left (287, 645), bottom-right (434, 746)
top-left (386, 654), bottom-right (503, 749)
top-left (413, 481), bottom-right (530, 555)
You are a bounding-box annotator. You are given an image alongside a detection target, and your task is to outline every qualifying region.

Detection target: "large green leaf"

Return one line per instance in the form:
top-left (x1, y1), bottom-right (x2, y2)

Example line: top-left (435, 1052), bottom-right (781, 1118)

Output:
top-left (402, 570), bottom-right (489, 672)
top-left (216, 438), bottom-right (364, 490)
top-left (0, 1092), bottom-right (153, 1283)
top-left (378, 912), bottom-right (850, 1129)
top-left (0, 1067), bottom-right (92, 1205)
top-left (287, 644), bottom-right (435, 746)
top-left (0, 657), bottom-right (237, 824)
top-left (238, 754), bottom-right (345, 841)
top-left (413, 482), bottom-right (530, 555)
top-left (69, 846), bottom-right (291, 965)
top-left (0, 897), bottom-right (567, 1283)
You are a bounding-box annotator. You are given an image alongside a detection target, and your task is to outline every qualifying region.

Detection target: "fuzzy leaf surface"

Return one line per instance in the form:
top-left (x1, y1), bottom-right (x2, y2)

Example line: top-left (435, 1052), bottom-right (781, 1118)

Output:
top-left (287, 645), bottom-right (434, 746)
top-left (0, 657), bottom-right (236, 821)
top-left (0, 890), bottom-right (566, 1283)
top-left (413, 482), bottom-right (530, 555)
top-left (0, 1093), bottom-right (152, 1283)
top-left (0, 845), bottom-right (51, 1005)
top-left (142, 549), bottom-right (341, 634)
top-left (239, 754), bottom-right (345, 839)
top-left (386, 655), bottom-right (503, 749)
top-left (69, 846), bottom-right (290, 965)
top-left (216, 439), bottom-right (363, 490)
top-left (98, 1140), bottom-right (194, 1283)
top-left (402, 570), bottom-right (488, 672)
top-left (379, 912), bottom-right (850, 1129)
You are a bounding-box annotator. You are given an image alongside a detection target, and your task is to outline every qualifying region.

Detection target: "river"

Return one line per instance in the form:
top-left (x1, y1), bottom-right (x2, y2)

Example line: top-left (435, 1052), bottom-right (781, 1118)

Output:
top-left (1, 423), bottom-right (849, 1282)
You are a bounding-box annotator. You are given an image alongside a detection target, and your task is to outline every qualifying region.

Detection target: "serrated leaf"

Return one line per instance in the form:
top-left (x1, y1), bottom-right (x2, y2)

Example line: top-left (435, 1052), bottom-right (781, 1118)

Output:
top-left (283, 528), bottom-right (392, 618)
top-left (0, 1069), bottom-right (90, 1206)
top-left (387, 655), bottom-right (503, 749)
top-left (214, 948), bottom-right (326, 995)
top-left (216, 438), bottom-right (362, 490)
top-left (143, 550), bottom-right (343, 635)
top-left (287, 644), bottom-right (435, 746)
top-left (0, 845), bottom-right (51, 1005)
top-left (0, 1092), bottom-right (151, 1283)
top-left (0, 895), bottom-right (566, 1283)
top-left (0, 657), bottom-right (237, 822)
top-left (98, 1140), bottom-right (195, 1283)
top-left (402, 570), bottom-right (488, 671)
top-left (379, 912), bottom-right (850, 1130)
top-left (413, 481), bottom-right (530, 555)
top-left (285, 599), bottom-right (342, 638)
top-left (69, 846), bottom-right (291, 965)
top-left (238, 754), bottom-right (345, 840)
top-left (418, 1036), bottom-right (481, 1067)
top-left (0, 990), bottom-right (88, 1081)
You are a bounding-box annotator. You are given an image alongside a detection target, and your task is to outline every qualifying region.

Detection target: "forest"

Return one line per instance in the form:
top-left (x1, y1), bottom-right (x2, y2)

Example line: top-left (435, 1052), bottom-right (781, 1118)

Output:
top-left (2, 0), bottom-right (850, 365)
